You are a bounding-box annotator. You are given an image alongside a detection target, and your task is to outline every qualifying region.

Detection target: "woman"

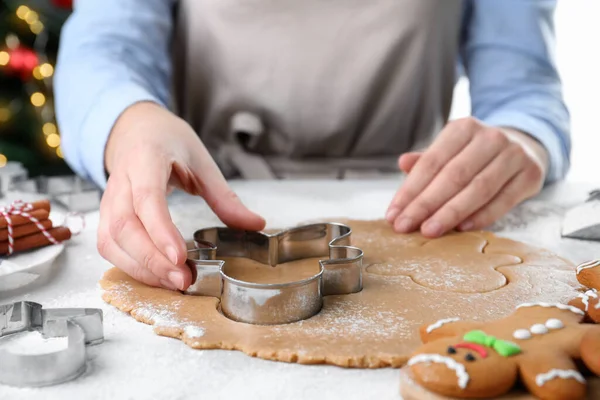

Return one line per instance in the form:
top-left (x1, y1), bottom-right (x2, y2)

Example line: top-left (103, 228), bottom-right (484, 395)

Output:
top-left (55, 0), bottom-right (570, 291)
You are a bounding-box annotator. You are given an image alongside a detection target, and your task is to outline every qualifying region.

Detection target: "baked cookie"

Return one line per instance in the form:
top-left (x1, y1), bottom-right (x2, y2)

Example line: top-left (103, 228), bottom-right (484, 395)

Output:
top-left (399, 367), bottom-right (600, 400)
top-left (569, 260), bottom-right (600, 323)
top-left (406, 303), bottom-right (600, 399)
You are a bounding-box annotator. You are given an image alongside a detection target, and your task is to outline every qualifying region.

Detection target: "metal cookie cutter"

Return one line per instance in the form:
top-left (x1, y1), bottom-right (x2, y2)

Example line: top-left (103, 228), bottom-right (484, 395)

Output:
top-left (185, 222), bottom-right (364, 325)
top-left (0, 301), bottom-right (104, 387)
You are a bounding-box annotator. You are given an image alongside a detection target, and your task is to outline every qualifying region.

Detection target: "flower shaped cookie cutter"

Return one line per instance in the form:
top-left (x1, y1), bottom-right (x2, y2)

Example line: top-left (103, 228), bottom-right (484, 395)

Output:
top-left (0, 301), bottom-right (104, 387)
top-left (185, 222), bottom-right (364, 325)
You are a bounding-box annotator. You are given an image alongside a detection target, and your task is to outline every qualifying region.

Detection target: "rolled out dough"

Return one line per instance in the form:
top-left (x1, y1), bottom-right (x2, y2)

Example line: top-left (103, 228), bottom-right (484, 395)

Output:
top-left (99, 220), bottom-right (583, 368)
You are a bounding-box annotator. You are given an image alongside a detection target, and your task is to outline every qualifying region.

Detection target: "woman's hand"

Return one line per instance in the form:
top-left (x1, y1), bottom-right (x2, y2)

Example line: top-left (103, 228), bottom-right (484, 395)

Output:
top-left (98, 102), bottom-right (265, 291)
top-left (386, 117), bottom-right (549, 237)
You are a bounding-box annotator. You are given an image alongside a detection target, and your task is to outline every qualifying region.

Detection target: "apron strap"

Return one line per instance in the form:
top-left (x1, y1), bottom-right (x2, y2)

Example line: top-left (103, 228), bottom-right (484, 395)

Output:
top-left (218, 112), bottom-right (401, 180)
top-left (217, 112), bottom-right (277, 179)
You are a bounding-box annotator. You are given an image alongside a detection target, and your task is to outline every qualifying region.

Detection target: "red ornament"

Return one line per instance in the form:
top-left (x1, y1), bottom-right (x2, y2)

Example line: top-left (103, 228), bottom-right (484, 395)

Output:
top-left (51, 0), bottom-right (73, 9)
top-left (5, 46), bottom-right (39, 80)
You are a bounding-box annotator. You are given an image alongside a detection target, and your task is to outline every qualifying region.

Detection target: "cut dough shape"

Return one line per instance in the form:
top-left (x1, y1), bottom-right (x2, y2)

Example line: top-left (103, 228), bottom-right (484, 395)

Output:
top-left (365, 232), bottom-right (521, 292)
top-left (100, 220), bottom-right (582, 368)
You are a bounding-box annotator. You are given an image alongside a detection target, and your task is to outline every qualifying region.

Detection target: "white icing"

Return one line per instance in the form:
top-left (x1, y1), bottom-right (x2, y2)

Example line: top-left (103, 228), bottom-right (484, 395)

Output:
top-left (425, 317), bottom-right (460, 334)
top-left (407, 354), bottom-right (469, 389)
top-left (513, 329), bottom-right (532, 340)
top-left (535, 369), bottom-right (585, 387)
top-left (576, 259), bottom-right (600, 274)
top-left (530, 323), bottom-right (548, 335)
top-left (578, 289), bottom-right (598, 311)
top-left (545, 318), bottom-right (564, 330)
top-left (516, 302), bottom-right (585, 316)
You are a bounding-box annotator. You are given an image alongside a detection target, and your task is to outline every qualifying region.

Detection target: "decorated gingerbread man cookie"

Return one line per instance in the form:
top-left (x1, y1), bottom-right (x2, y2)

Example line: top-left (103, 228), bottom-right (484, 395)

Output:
top-left (406, 301), bottom-right (600, 399)
top-left (569, 260), bottom-right (600, 323)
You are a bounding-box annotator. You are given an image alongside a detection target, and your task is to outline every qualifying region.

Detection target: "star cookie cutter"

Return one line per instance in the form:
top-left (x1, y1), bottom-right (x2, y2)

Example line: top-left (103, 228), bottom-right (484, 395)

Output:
top-left (185, 222), bottom-right (364, 325)
top-left (0, 301), bottom-right (103, 387)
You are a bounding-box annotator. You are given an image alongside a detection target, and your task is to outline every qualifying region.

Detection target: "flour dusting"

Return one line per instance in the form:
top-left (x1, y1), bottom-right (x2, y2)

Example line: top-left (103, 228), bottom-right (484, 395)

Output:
top-left (273, 300), bottom-right (412, 340)
top-left (490, 201), bottom-right (565, 231)
top-left (184, 325), bottom-right (205, 338)
top-left (135, 302), bottom-right (181, 329)
top-left (0, 330), bottom-right (68, 355)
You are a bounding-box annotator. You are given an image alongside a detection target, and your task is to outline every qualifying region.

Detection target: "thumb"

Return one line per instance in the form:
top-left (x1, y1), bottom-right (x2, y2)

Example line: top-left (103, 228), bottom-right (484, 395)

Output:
top-left (203, 182), bottom-right (266, 231)
top-left (398, 152), bottom-right (422, 174)
top-left (190, 146), bottom-right (266, 231)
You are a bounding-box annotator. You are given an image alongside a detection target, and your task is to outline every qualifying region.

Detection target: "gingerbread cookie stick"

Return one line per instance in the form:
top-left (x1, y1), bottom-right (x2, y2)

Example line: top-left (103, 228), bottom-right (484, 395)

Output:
top-left (0, 209), bottom-right (50, 229)
top-left (28, 199), bottom-right (51, 212)
top-left (0, 227), bottom-right (71, 255)
top-left (0, 219), bottom-right (53, 241)
top-left (0, 199), bottom-right (51, 213)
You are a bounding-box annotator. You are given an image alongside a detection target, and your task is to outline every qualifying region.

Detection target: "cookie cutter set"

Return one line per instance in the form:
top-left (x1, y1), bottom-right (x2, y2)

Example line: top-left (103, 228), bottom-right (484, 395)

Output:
top-left (0, 301), bottom-right (103, 387)
top-left (0, 164), bottom-right (101, 213)
top-left (185, 222), bottom-right (364, 325)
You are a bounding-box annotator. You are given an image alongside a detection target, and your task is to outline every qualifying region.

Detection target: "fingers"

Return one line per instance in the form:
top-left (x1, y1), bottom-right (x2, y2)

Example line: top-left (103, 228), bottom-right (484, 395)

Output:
top-left (388, 152), bottom-right (420, 223)
top-left (395, 129), bottom-right (508, 234)
top-left (129, 151), bottom-right (187, 266)
top-left (190, 145), bottom-right (266, 231)
top-left (204, 187), bottom-right (266, 231)
top-left (421, 142), bottom-right (526, 237)
top-left (458, 163), bottom-right (543, 231)
top-left (398, 152), bottom-right (422, 174)
top-left (98, 193), bottom-right (170, 289)
top-left (97, 232), bottom-right (169, 289)
top-left (386, 118), bottom-right (478, 221)
top-left (102, 174), bottom-right (192, 290)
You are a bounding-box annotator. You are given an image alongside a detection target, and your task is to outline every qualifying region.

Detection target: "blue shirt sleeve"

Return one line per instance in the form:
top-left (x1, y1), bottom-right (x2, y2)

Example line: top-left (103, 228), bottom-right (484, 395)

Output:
top-left (461, 0), bottom-right (571, 184)
top-left (55, 0), bottom-right (175, 188)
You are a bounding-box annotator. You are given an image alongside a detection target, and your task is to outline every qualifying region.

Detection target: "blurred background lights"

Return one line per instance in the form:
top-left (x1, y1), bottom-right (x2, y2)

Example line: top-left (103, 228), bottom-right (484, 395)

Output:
top-left (0, 107), bottom-right (10, 123)
top-left (30, 92), bottom-right (46, 107)
top-left (43, 122), bottom-right (57, 135)
top-left (46, 133), bottom-right (61, 148)
top-left (0, 51), bottom-right (9, 66)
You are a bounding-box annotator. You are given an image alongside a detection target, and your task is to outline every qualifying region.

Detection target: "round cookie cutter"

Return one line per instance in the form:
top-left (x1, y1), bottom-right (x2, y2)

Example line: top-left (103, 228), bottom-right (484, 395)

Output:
top-left (185, 222), bottom-right (364, 325)
top-left (0, 301), bottom-right (104, 387)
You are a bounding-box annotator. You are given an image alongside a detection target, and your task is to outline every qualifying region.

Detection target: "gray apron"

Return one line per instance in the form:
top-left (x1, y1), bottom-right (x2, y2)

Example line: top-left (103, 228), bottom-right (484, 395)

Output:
top-left (171, 0), bottom-right (463, 179)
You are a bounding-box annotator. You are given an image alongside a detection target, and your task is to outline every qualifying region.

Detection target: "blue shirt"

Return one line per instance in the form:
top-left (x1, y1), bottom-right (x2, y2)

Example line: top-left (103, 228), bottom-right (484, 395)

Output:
top-left (55, 0), bottom-right (570, 188)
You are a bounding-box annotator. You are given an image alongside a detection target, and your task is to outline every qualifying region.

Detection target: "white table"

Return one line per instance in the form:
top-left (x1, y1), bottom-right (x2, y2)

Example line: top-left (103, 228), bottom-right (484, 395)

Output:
top-left (1, 179), bottom-right (600, 400)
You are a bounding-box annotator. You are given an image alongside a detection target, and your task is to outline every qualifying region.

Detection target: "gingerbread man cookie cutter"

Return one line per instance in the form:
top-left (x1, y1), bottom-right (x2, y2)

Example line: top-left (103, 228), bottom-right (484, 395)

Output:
top-left (185, 222), bottom-right (364, 325)
top-left (0, 301), bottom-right (103, 387)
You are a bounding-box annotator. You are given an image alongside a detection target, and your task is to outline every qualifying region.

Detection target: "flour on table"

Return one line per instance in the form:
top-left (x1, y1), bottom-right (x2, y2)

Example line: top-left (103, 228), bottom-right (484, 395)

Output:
top-left (0, 330), bottom-right (67, 355)
top-left (490, 201), bottom-right (565, 232)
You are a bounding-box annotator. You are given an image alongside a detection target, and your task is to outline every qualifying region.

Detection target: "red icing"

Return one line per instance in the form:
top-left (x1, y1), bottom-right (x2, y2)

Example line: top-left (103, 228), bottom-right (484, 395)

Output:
top-left (455, 342), bottom-right (488, 358)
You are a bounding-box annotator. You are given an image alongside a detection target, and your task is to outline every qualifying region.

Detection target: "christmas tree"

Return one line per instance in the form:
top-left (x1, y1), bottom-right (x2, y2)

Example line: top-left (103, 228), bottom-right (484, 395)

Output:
top-left (0, 0), bottom-right (73, 177)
